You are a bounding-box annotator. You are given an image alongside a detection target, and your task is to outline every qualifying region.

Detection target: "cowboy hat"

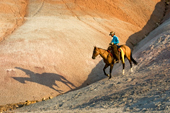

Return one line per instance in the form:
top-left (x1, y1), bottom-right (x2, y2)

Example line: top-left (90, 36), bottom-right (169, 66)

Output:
top-left (109, 31), bottom-right (115, 36)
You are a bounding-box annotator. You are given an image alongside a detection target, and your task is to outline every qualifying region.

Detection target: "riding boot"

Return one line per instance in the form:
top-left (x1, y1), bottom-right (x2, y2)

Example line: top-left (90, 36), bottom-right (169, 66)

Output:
top-left (114, 59), bottom-right (119, 63)
top-left (115, 47), bottom-right (121, 63)
top-left (114, 51), bottom-right (120, 63)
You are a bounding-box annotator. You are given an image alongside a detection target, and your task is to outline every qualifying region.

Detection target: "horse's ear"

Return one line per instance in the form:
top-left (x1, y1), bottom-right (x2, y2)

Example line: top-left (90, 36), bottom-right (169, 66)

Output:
top-left (94, 46), bottom-right (96, 49)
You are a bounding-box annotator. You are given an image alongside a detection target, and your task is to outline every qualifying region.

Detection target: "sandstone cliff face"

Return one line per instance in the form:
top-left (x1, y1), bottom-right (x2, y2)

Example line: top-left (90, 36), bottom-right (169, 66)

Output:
top-left (0, 0), bottom-right (27, 42)
top-left (0, 0), bottom-right (165, 105)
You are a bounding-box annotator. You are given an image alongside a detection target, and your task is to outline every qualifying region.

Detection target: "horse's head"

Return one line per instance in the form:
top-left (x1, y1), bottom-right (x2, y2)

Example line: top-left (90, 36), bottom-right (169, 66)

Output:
top-left (92, 46), bottom-right (100, 59)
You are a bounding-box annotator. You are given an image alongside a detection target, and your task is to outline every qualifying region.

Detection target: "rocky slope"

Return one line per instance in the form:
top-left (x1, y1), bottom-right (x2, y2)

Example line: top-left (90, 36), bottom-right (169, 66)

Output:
top-left (15, 2), bottom-right (170, 112)
top-left (15, 20), bottom-right (170, 112)
top-left (0, 0), bottom-right (166, 110)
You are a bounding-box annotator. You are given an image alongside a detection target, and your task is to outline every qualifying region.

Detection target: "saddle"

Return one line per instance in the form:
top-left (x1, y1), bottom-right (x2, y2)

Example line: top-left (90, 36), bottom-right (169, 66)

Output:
top-left (107, 45), bottom-right (125, 64)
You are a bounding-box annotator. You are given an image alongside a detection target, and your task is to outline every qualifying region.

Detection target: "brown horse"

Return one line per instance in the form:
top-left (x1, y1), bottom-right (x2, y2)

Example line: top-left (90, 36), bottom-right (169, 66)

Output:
top-left (92, 46), bottom-right (115, 79)
top-left (108, 44), bottom-right (137, 75)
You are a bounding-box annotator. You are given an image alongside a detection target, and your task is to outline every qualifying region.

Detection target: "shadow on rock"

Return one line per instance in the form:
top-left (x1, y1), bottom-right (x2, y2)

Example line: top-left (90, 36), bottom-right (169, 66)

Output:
top-left (13, 67), bottom-right (77, 93)
top-left (79, 60), bottom-right (107, 88)
top-left (126, 0), bottom-right (164, 50)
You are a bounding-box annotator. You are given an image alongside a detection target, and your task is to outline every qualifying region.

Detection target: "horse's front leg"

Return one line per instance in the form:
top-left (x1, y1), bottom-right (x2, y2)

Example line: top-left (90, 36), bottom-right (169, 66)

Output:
top-left (103, 64), bottom-right (109, 77)
top-left (109, 64), bottom-right (114, 79)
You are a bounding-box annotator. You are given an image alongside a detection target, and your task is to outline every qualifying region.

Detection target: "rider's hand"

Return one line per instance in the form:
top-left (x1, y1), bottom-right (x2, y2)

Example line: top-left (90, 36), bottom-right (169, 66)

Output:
top-left (109, 43), bottom-right (113, 45)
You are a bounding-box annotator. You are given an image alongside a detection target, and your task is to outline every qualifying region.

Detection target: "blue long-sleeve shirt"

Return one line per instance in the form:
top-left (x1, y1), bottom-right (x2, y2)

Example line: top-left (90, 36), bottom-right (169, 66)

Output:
top-left (111, 35), bottom-right (119, 45)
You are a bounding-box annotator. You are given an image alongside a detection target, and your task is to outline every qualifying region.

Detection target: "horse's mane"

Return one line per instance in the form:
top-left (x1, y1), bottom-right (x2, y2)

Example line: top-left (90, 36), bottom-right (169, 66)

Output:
top-left (95, 46), bottom-right (107, 51)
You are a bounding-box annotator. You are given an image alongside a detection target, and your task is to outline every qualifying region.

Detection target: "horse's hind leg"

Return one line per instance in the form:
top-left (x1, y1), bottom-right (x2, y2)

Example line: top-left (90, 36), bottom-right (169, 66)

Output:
top-left (120, 50), bottom-right (125, 75)
top-left (122, 62), bottom-right (125, 75)
top-left (130, 61), bottom-right (133, 72)
top-left (120, 54), bottom-right (125, 75)
top-left (120, 58), bottom-right (125, 75)
top-left (127, 58), bottom-right (133, 72)
top-left (126, 53), bottom-right (133, 72)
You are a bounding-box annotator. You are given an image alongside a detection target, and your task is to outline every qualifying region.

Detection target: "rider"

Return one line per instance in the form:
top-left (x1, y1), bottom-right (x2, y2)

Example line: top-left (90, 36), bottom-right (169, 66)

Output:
top-left (109, 31), bottom-right (120, 63)
top-left (109, 31), bottom-right (119, 45)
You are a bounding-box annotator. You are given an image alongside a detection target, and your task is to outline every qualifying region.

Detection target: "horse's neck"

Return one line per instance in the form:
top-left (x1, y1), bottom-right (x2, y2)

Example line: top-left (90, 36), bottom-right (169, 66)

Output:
top-left (99, 48), bottom-right (108, 59)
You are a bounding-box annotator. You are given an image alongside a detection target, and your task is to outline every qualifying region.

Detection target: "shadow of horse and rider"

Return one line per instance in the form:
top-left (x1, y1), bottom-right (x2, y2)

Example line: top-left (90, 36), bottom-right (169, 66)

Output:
top-left (13, 67), bottom-right (76, 93)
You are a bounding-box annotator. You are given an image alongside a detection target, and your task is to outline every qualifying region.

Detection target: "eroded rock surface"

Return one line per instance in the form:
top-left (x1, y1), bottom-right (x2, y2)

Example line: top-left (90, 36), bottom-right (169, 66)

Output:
top-left (0, 0), bottom-right (165, 107)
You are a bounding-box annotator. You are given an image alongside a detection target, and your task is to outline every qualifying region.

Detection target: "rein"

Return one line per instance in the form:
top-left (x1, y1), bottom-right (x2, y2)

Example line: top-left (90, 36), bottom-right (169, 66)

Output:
top-left (96, 48), bottom-right (112, 59)
top-left (107, 50), bottom-right (113, 57)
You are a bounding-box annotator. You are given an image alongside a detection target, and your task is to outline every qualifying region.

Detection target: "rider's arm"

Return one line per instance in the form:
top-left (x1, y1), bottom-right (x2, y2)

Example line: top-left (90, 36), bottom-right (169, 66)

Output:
top-left (111, 35), bottom-right (119, 45)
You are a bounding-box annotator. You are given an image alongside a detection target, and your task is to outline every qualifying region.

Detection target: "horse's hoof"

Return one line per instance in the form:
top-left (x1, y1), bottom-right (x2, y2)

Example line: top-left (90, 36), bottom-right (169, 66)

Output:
top-left (108, 76), bottom-right (111, 79)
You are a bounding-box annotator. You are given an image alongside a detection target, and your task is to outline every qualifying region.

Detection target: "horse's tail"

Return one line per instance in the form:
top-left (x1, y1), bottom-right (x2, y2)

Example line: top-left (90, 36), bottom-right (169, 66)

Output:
top-left (131, 53), bottom-right (137, 65)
